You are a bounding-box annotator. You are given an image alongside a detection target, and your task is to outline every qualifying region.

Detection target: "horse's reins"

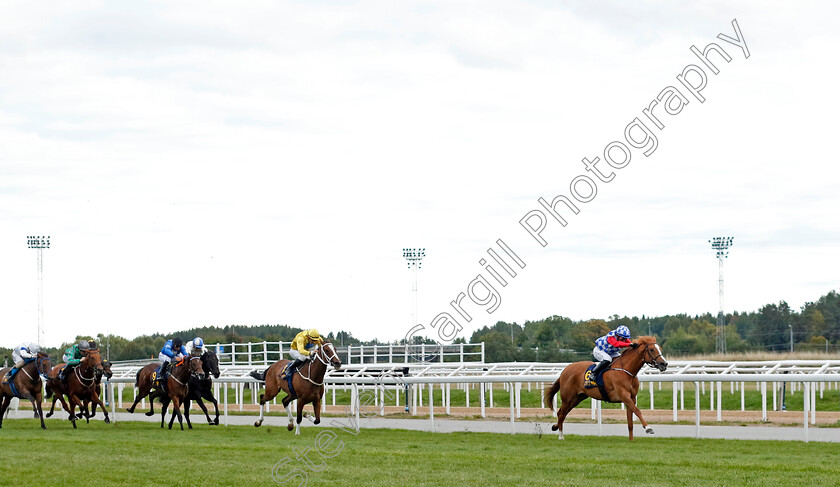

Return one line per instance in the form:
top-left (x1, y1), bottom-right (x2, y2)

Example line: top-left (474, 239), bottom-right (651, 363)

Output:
top-left (611, 343), bottom-right (660, 378)
top-left (74, 357), bottom-right (101, 386)
top-left (298, 344), bottom-right (339, 386)
top-left (168, 356), bottom-right (202, 386)
top-left (19, 355), bottom-right (49, 382)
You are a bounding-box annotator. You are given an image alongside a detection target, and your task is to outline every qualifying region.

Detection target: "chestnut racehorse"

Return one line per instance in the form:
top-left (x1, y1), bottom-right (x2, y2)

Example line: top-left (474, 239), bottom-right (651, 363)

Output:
top-left (0, 352), bottom-right (52, 429)
top-left (545, 336), bottom-right (668, 441)
top-left (250, 342), bottom-right (341, 434)
top-left (45, 350), bottom-right (108, 428)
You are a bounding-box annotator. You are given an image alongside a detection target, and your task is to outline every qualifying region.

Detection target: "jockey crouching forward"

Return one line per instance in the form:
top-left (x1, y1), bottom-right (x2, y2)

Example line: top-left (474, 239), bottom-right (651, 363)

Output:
top-left (590, 325), bottom-right (633, 380)
top-left (158, 337), bottom-right (188, 381)
top-left (185, 337), bottom-right (206, 357)
top-left (59, 340), bottom-right (90, 381)
top-left (6, 342), bottom-right (40, 379)
top-left (283, 329), bottom-right (324, 380)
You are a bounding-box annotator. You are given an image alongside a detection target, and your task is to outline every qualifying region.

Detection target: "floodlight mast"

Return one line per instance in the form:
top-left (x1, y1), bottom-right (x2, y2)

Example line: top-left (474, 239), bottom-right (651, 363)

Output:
top-left (402, 248), bottom-right (425, 333)
top-left (709, 236), bottom-right (734, 354)
top-left (27, 235), bottom-right (50, 347)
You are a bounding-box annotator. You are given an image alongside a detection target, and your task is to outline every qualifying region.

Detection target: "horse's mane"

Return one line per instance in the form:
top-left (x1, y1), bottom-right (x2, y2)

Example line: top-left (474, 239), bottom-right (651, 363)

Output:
top-left (634, 335), bottom-right (657, 345)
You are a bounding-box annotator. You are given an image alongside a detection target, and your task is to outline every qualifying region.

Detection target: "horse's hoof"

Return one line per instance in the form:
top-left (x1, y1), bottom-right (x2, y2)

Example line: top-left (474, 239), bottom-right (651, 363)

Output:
top-left (550, 425), bottom-right (558, 431)
top-left (33, 412), bottom-right (39, 419)
top-left (46, 412), bottom-right (53, 418)
top-left (287, 423), bottom-right (294, 431)
top-left (645, 427), bottom-right (654, 435)
top-left (144, 411), bottom-right (154, 417)
top-left (125, 408), bottom-right (133, 413)
top-left (214, 419), bottom-right (219, 425)
top-left (314, 419), bottom-right (320, 425)
top-left (104, 417), bottom-right (111, 424)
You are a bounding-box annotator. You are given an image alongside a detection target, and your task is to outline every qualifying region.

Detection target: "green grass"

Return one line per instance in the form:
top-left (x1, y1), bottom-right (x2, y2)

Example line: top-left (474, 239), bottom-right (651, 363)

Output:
top-left (1, 419), bottom-right (839, 486)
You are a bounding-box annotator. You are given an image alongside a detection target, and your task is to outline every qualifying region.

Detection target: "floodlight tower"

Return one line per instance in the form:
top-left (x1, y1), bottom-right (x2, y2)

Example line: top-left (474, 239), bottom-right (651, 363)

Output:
top-left (709, 236), bottom-right (734, 354)
top-left (403, 248), bottom-right (425, 330)
top-left (27, 235), bottom-right (50, 347)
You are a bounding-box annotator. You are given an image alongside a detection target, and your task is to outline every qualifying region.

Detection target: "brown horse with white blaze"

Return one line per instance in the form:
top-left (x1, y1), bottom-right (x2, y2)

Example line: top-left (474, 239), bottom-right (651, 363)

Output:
top-left (250, 342), bottom-right (341, 434)
top-left (544, 336), bottom-right (668, 441)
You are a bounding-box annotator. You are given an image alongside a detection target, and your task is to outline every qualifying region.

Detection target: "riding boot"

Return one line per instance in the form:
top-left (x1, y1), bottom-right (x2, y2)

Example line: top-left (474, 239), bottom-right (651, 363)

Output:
top-left (60, 364), bottom-right (74, 382)
top-left (591, 360), bottom-right (610, 380)
top-left (159, 361), bottom-right (170, 382)
top-left (285, 359), bottom-right (304, 380)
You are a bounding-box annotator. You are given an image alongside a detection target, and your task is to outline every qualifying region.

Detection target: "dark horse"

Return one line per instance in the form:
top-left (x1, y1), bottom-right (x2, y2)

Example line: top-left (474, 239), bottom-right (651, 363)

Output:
top-left (544, 336), bottom-right (668, 441)
top-left (45, 349), bottom-right (108, 428)
top-left (0, 352), bottom-right (52, 429)
top-left (250, 342), bottom-right (341, 434)
top-left (156, 351), bottom-right (221, 428)
top-left (82, 359), bottom-right (113, 420)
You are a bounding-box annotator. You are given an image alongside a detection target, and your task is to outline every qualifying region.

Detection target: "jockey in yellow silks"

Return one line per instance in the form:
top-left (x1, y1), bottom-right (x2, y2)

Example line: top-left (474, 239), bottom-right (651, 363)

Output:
top-left (283, 329), bottom-right (324, 379)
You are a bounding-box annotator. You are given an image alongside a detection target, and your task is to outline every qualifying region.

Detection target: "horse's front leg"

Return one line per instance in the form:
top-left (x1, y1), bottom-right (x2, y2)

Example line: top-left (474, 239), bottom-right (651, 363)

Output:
top-left (184, 398), bottom-right (193, 429)
top-left (29, 390), bottom-right (46, 429)
top-left (170, 396), bottom-right (184, 431)
top-left (205, 391), bottom-right (220, 425)
top-left (66, 393), bottom-right (79, 429)
top-left (90, 391), bottom-right (110, 424)
top-left (618, 391), bottom-right (651, 440)
top-left (295, 399), bottom-right (304, 435)
top-left (312, 394), bottom-right (321, 425)
top-left (195, 396), bottom-right (212, 425)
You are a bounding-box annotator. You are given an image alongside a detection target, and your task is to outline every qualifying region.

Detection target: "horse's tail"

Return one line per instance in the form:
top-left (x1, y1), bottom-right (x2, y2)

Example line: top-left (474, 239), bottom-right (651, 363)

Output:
top-left (45, 382), bottom-right (53, 399)
top-left (249, 368), bottom-right (267, 382)
top-left (544, 380), bottom-right (561, 410)
top-left (135, 368), bottom-right (142, 388)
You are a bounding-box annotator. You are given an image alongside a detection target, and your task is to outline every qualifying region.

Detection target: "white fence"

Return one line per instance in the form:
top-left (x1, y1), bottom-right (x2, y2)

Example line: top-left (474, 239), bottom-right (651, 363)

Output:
top-left (91, 358), bottom-right (840, 442)
top-left (110, 341), bottom-right (485, 367)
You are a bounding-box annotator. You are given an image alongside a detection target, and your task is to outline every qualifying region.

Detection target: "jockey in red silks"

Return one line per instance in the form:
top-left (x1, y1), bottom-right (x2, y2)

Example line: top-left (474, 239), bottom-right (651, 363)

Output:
top-left (590, 325), bottom-right (632, 379)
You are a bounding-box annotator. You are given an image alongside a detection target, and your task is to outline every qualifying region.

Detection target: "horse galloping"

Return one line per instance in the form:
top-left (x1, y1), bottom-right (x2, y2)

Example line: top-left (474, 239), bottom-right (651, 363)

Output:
top-left (250, 342), bottom-right (341, 434)
top-left (45, 349), bottom-right (108, 428)
top-left (0, 352), bottom-right (52, 429)
top-left (154, 350), bottom-right (221, 428)
top-left (159, 355), bottom-right (205, 430)
top-left (544, 336), bottom-right (668, 441)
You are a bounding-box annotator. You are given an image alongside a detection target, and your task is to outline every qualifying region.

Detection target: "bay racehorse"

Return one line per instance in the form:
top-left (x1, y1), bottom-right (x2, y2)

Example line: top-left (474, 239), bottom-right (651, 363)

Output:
top-left (155, 350), bottom-right (221, 428)
top-left (45, 349), bottom-right (108, 428)
top-left (250, 342), bottom-right (341, 434)
top-left (544, 336), bottom-right (668, 441)
top-left (160, 355), bottom-right (205, 430)
top-left (0, 352), bottom-right (52, 429)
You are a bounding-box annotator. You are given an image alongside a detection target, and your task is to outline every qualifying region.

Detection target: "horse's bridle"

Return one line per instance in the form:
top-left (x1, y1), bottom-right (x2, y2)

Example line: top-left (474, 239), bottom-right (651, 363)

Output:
top-left (169, 356), bottom-right (204, 386)
top-left (299, 343), bottom-right (340, 386)
top-left (75, 356), bottom-right (102, 386)
top-left (643, 343), bottom-right (665, 368)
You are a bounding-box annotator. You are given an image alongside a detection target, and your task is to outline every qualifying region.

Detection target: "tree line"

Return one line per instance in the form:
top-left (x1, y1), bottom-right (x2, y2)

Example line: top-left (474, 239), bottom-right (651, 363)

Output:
top-left (2, 290), bottom-right (838, 364)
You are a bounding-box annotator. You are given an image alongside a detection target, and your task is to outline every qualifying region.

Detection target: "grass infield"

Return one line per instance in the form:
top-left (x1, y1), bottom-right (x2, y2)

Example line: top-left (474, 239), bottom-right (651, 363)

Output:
top-left (1, 419), bottom-right (839, 486)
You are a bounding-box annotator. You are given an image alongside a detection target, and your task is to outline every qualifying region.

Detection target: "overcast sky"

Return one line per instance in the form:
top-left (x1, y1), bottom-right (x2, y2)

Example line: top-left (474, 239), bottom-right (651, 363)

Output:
top-left (2, 1), bottom-right (838, 348)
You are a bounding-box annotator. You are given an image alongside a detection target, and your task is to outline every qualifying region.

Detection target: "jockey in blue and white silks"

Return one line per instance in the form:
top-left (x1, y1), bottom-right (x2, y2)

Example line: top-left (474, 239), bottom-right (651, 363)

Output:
top-left (8, 342), bottom-right (40, 378)
top-left (590, 325), bottom-right (632, 378)
top-left (185, 337), bottom-right (206, 357)
top-left (158, 337), bottom-right (188, 380)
